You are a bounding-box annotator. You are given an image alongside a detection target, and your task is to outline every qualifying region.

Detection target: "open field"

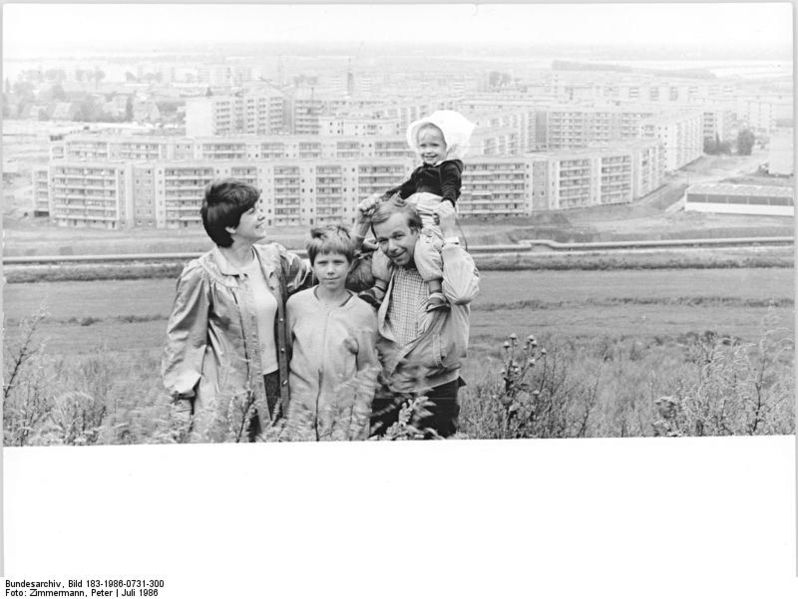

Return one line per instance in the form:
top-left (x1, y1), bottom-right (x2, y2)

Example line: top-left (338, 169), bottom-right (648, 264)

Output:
top-left (4, 268), bottom-right (793, 356)
top-left (4, 268), bottom-right (793, 347)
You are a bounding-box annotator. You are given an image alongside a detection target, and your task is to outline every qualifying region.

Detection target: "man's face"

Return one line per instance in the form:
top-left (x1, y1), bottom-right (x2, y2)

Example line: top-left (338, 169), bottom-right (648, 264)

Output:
top-left (373, 212), bottom-right (419, 267)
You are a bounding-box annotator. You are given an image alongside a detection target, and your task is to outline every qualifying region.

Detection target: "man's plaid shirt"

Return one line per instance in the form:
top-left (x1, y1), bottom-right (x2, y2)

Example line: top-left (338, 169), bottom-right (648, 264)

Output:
top-left (384, 266), bottom-right (431, 347)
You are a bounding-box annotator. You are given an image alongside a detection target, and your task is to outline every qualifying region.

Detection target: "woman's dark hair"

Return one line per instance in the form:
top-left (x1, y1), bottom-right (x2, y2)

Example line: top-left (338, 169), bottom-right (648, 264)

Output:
top-left (306, 224), bottom-right (356, 265)
top-left (200, 179), bottom-right (261, 247)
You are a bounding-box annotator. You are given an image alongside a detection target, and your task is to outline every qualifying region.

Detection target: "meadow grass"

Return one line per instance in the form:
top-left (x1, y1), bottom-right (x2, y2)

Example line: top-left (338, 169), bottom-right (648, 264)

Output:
top-left (3, 268), bottom-right (794, 444)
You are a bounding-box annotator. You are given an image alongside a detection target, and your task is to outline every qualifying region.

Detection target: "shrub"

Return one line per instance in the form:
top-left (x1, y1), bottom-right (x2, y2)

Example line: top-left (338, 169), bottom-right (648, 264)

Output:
top-left (460, 334), bottom-right (601, 439)
top-left (653, 315), bottom-right (794, 436)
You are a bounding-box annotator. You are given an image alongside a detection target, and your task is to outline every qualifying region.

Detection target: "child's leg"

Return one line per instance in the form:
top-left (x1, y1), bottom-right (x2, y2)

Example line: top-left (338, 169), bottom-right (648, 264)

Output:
top-left (406, 192), bottom-right (443, 230)
top-left (414, 228), bottom-right (448, 312)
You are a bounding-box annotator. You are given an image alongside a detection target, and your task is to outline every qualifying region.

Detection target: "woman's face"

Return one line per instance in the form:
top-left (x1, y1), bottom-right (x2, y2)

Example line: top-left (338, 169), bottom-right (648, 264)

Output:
top-left (312, 252), bottom-right (350, 294)
top-left (230, 200), bottom-right (266, 244)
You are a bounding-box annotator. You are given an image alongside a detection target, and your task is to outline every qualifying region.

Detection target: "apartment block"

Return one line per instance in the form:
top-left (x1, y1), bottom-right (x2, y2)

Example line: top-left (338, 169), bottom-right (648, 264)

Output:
top-left (736, 95), bottom-right (793, 133)
top-left (538, 106), bottom-right (659, 149)
top-left (629, 139), bottom-right (666, 199)
top-left (185, 92), bottom-right (286, 137)
top-left (459, 157), bottom-right (532, 217)
top-left (31, 166), bottom-right (51, 216)
top-left (470, 126), bottom-right (521, 157)
top-left (470, 109), bottom-right (536, 154)
top-left (49, 162), bottom-right (133, 229)
top-left (51, 133), bottom-right (417, 162)
top-left (530, 141), bottom-right (664, 210)
top-left (639, 110), bottom-right (703, 172)
top-left (701, 107), bottom-right (734, 142)
top-left (319, 115), bottom-right (402, 137)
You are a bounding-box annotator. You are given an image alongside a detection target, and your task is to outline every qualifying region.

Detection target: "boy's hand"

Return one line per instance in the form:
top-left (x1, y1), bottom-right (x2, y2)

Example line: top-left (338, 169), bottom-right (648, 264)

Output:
top-left (435, 202), bottom-right (457, 237)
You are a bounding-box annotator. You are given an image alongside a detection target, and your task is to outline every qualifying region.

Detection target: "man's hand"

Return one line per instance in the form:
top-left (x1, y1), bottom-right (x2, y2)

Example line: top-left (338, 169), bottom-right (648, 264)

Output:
top-left (435, 201), bottom-right (457, 238)
top-left (356, 193), bottom-right (382, 226)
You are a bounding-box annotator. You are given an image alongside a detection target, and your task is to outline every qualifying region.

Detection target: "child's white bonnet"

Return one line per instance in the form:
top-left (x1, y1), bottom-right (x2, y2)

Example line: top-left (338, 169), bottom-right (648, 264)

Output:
top-left (406, 110), bottom-right (476, 163)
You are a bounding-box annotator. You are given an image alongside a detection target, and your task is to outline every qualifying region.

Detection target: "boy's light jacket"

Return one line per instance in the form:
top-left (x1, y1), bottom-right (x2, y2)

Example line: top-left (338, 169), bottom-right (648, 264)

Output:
top-left (285, 288), bottom-right (379, 441)
top-left (376, 243), bottom-right (480, 393)
top-left (161, 243), bottom-right (310, 440)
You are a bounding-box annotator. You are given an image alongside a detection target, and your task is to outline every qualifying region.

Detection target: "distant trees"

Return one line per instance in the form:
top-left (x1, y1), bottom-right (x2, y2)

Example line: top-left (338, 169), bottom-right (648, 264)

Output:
top-left (73, 68), bottom-right (106, 87)
top-left (50, 83), bottom-right (67, 102)
top-left (736, 129), bottom-right (756, 156)
top-left (488, 70), bottom-right (512, 89)
top-left (703, 134), bottom-right (731, 155)
top-left (44, 68), bottom-right (66, 83)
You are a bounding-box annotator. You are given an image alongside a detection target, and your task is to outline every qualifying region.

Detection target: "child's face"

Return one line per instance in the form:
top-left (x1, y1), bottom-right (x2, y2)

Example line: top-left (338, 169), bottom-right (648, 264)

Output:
top-left (417, 125), bottom-right (447, 165)
top-left (312, 252), bottom-right (350, 293)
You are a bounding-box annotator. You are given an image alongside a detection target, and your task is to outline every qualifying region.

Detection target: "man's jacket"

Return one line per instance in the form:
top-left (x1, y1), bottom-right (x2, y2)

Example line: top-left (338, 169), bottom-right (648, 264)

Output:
top-left (376, 242), bottom-right (479, 393)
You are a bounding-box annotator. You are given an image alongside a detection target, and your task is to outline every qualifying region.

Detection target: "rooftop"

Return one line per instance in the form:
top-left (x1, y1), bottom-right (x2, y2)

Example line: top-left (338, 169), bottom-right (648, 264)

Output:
top-left (687, 183), bottom-right (795, 197)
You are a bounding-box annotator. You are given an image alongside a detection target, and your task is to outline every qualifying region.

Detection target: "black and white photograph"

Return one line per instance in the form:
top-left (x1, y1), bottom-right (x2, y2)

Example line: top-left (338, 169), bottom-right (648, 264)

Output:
top-left (2, 2), bottom-right (795, 595)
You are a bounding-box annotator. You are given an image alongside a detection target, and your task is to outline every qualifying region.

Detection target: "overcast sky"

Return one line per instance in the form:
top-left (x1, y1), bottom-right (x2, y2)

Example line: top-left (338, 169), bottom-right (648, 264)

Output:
top-left (3, 2), bottom-right (793, 56)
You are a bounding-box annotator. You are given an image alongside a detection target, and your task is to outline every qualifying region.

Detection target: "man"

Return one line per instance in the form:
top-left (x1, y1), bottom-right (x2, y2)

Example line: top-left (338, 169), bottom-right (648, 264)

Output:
top-left (357, 196), bottom-right (479, 438)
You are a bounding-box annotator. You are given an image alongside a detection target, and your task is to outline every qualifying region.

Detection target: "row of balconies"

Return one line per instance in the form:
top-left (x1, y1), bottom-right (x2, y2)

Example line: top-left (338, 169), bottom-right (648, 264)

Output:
top-left (165, 171), bottom-right (214, 178)
top-left (52, 191), bottom-right (117, 200)
top-left (58, 171), bottom-right (119, 178)
top-left (466, 184), bottom-right (525, 192)
top-left (52, 199), bottom-right (117, 209)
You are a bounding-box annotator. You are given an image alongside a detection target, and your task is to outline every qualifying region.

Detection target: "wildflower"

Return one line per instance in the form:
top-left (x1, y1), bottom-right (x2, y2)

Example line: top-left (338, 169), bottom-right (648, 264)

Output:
top-left (502, 341), bottom-right (511, 350)
top-left (540, 348), bottom-right (547, 356)
top-left (527, 358), bottom-right (536, 367)
top-left (509, 333), bottom-right (518, 345)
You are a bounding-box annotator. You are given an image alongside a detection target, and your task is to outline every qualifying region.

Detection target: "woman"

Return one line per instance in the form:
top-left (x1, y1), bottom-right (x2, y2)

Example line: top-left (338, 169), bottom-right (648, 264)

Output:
top-left (161, 179), bottom-right (310, 442)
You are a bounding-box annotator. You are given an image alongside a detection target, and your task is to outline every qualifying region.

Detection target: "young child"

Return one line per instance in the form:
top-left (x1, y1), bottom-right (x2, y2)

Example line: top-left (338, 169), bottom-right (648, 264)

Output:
top-left (285, 225), bottom-right (379, 441)
top-left (358, 110), bottom-right (475, 312)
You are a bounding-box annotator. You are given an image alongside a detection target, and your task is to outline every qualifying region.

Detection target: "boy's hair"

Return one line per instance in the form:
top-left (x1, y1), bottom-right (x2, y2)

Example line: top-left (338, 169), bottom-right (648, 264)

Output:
top-left (370, 196), bottom-right (423, 235)
top-left (201, 178), bottom-right (260, 248)
top-left (306, 224), bottom-right (357, 265)
top-left (416, 123), bottom-right (445, 145)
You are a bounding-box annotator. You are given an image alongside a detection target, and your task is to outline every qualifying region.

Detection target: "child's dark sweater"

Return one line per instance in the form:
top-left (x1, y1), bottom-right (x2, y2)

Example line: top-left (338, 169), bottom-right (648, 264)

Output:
top-left (381, 159), bottom-right (464, 207)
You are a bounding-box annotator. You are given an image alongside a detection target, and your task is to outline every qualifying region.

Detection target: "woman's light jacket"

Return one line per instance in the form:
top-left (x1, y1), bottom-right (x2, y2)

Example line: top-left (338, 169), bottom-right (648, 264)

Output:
top-left (161, 243), bottom-right (310, 439)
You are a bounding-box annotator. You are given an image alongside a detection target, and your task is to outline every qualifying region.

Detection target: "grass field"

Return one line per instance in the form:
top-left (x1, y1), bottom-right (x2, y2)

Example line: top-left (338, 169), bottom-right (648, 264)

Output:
top-left (3, 268), bottom-right (794, 443)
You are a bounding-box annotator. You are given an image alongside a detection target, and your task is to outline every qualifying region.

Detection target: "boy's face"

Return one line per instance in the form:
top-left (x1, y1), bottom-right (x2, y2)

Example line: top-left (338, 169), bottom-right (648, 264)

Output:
top-left (312, 252), bottom-right (350, 292)
top-left (373, 212), bottom-right (418, 267)
top-left (417, 126), bottom-right (447, 165)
